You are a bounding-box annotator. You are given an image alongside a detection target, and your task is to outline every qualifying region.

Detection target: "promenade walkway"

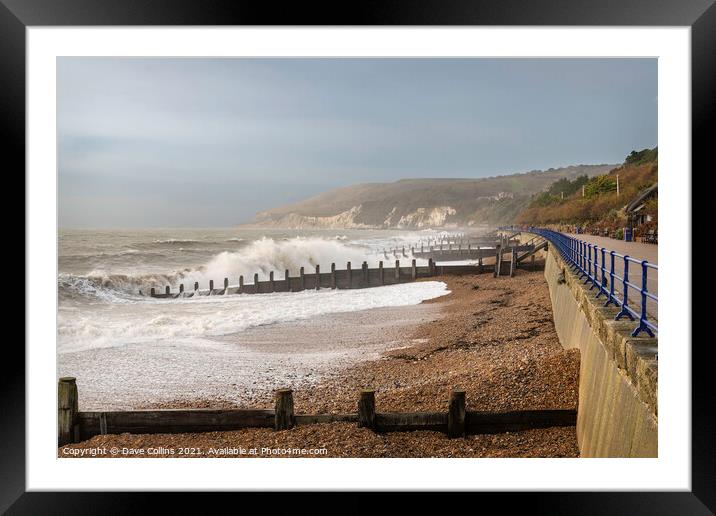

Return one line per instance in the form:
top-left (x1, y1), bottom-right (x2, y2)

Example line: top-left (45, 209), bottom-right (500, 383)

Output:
top-left (566, 233), bottom-right (658, 320)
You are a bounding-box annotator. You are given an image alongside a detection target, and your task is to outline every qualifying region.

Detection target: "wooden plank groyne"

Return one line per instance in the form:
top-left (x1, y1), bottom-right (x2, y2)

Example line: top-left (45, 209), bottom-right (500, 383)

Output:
top-left (146, 242), bottom-right (540, 299)
top-left (58, 378), bottom-right (576, 445)
top-left (145, 255), bottom-right (530, 299)
top-left (379, 233), bottom-right (525, 262)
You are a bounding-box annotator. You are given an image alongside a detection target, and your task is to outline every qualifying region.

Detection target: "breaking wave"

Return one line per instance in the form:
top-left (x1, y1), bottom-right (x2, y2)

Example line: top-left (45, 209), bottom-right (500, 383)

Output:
top-left (58, 237), bottom-right (415, 301)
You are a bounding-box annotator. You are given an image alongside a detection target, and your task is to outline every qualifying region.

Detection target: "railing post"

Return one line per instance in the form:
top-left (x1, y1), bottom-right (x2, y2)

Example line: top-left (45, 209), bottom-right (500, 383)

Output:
top-left (395, 260), bottom-right (400, 281)
top-left (596, 247), bottom-right (607, 297)
top-left (165, 285), bottom-right (170, 295)
top-left (254, 273), bottom-right (259, 292)
top-left (347, 261), bottom-right (352, 288)
top-left (238, 276), bottom-right (244, 293)
top-left (605, 251), bottom-right (616, 306)
top-left (589, 246), bottom-right (599, 290)
top-left (615, 256), bottom-right (635, 321)
top-left (269, 271), bottom-right (275, 292)
top-left (315, 265), bottom-right (320, 290)
top-left (209, 280), bottom-right (214, 292)
top-left (224, 277), bottom-right (229, 290)
top-left (179, 283), bottom-right (184, 294)
top-left (331, 263), bottom-right (336, 289)
top-left (194, 281), bottom-right (199, 292)
top-left (584, 244), bottom-right (592, 284)
top-left (300, 267), bottom-right (305, 290)
top-left (285, 269), bottom-right (290, 290)
top-left (632, 261), bottom-right (655, 337)
top-left (411, 259), bottom-right (417, 280)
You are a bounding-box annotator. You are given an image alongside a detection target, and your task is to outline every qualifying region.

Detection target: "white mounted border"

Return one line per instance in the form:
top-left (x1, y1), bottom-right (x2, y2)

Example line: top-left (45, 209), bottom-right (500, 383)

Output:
top-left (27, 27), bottom-right (690, 491)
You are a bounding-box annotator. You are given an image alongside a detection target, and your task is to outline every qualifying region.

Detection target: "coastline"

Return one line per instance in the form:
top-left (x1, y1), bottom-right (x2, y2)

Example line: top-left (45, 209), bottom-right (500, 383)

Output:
top-left (58, 293), bottom-right (447, 411)
top-left (59, 259), bottom-right (581, 458)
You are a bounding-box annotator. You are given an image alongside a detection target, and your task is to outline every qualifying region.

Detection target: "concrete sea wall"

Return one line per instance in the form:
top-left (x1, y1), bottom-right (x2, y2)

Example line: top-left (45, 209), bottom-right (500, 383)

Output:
top-left (543, 243), bottom-right (658, 457)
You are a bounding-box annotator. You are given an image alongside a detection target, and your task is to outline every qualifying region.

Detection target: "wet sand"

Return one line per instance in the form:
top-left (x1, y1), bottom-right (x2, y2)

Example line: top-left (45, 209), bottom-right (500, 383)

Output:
top-left (59, 300), bottom-right (445, 411)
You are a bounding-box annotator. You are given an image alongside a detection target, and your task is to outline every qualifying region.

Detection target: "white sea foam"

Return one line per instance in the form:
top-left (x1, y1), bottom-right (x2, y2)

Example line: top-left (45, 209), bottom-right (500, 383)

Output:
top-left (58, 281), bottom-right (449, 354)
top-left (60, 236), bottom-right (427, 297)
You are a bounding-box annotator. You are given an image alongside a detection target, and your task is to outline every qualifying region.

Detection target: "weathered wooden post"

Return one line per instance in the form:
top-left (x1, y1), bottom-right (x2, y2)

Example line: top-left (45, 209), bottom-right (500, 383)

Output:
top-left (285, 269), bottom-right (290, 290)
top-left (300, 267), bottom-right (305, 290)
top-left (194, 281), bottom-right (199, 292)
top-left (254, 273), bottom-right (259, 292)
top-left (58, 377), bottom-right (78, 446)
top-left (209, 280), bottom-right (214, 292)
top-left (150, 287), bottom-right (155, 297)
top-left (378, 261), bottom-right (384, 285)
top-left (395, 260), bottom-right (400, 281)
top-left (224, 277), bottom-right (229, 290)
top-left (274, 388), bottom-right (294, 431)
top-left (358, 389), bottom-right (376, 430)
top-left (165, 285), bottom-right (170, 295)
top-left (315, 265), bottom-right (321, 290)
top-left (330, 263), bottom-right (336, 289)
top-left (447, 389), bottom-right (466, 438)
top-left (411, 259), bottom-right (417, 280)
top-left (238, 276), bottom-right (244, 293)
top-left (478, 246), bottom-right (483, 273)
top-left (510, 249), bottom-right (516, 277)
top-left (428, 258), bottom-right (434, 276)
top-left (179, 283), bottom-right (184, 294)
top-left (494, 245), bottom-right (502, 277)
top-left (362, 261), bottom-right (368, 285)
top-left (347, 262), bottom-right (352, 288)
top-left (269, 271), bottom-right (275, 292)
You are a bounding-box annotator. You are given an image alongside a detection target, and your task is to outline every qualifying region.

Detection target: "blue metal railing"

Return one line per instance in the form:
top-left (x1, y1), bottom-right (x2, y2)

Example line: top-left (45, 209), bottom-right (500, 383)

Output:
top-left (503, 226), bottom-right (657, 337)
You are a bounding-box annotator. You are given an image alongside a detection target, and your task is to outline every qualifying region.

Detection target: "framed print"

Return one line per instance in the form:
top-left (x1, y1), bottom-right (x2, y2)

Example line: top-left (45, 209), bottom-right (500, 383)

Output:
top-left (4, 0), bottom-right (713, 510)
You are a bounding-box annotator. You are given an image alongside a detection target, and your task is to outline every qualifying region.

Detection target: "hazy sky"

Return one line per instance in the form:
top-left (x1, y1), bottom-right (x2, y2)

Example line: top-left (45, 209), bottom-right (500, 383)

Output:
top-left (58, 58), bottom-right (657, 228)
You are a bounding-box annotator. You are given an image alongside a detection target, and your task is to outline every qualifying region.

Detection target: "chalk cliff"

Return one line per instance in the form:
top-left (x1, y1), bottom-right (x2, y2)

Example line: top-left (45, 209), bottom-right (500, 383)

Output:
top-left (245, 164), bottom-right (615, 229)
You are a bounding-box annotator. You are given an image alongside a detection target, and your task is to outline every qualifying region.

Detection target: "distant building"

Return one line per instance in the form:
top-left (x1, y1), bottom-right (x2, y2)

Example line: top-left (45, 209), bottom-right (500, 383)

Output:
top-left (625, 183), bottom-right (657, 229)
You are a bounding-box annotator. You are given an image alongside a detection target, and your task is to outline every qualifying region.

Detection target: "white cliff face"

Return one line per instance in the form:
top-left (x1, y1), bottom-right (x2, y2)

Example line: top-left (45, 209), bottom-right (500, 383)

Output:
top-left (396, 206), bottom-right (457, 228)
top-left (250, 205), bottom-right (460, 229)
top-left (255, 205), bottom-right (374, 229)
top-left (383, 207), bottom-right (397, 227)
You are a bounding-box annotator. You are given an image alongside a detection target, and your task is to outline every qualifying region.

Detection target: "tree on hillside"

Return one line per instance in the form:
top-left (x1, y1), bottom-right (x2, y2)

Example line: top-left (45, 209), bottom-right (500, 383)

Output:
top-left (547, 175), bottom-right (589, 197)
top-left (625, 147), bottom-right (658, 166)
top-left (584, 175), bottom-right (617, 198)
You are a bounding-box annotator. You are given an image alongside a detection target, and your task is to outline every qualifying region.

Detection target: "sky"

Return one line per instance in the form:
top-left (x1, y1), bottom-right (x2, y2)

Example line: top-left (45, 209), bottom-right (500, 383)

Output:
top-left (58, 58), bottom-right (657, 228)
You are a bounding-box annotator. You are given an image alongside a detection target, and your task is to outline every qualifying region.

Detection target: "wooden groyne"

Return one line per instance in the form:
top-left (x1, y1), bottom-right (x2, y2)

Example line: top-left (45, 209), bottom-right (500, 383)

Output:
top-left (145, 249), bottom-right (537, 298)
top-left (58, 377), bottom-right (576, 445)
top-left (380, 233), bottom-right (525, 262)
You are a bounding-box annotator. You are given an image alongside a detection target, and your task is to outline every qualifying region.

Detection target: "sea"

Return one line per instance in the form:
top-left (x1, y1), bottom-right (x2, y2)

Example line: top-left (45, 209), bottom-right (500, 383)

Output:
top-left (58, 228), bottom-right (457, 355)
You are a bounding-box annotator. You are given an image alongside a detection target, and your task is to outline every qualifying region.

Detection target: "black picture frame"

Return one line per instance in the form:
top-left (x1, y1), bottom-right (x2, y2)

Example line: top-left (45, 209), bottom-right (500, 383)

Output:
top-left (3, 0), bottom-right (711, 511)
